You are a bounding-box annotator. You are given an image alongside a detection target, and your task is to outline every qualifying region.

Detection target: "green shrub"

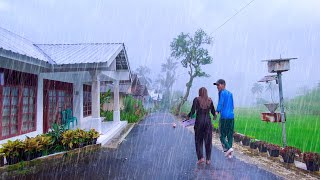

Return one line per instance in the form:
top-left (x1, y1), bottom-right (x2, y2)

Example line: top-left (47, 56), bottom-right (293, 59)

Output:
top-left (102, 95), bottom-right (146, 123)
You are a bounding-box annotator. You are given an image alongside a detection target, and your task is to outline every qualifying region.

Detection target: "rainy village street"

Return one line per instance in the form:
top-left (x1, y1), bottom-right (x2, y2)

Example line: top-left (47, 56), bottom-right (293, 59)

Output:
top-left (7, 113), bottom-right (281, 180)
top-left (1, 1), bottom-right (320, 180)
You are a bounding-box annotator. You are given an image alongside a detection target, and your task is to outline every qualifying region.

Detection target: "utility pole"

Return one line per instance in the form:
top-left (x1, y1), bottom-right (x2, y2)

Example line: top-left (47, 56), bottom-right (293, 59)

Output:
top-left (261, 56), bottom-right (297, 147)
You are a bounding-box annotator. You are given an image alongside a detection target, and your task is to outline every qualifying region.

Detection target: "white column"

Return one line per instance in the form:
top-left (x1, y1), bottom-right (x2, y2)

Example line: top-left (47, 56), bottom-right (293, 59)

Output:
top-left (90, 71), bottom-right (102, 133)
top-left (36, 74), bottom-right (44, 134)
top-left (73, 82), bottom-right (83, 128)
top-left (113, 80), bottom-right (120, 122)
top-left (92, 75), bottom-right (100, 118)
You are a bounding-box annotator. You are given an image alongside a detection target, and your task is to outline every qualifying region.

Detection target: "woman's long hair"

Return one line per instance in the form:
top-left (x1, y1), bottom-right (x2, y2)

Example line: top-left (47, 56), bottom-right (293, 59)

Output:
top-left (198, 87), bottom-right (211, 109)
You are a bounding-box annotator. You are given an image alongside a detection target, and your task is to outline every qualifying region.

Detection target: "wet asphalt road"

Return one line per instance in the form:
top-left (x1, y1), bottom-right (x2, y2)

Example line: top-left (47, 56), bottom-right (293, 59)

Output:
top-left (15, 113), bottom-right (281, 180)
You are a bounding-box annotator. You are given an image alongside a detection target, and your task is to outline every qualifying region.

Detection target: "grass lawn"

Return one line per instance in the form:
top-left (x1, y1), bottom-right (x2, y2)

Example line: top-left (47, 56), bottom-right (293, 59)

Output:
top-left (212, 108), bottom-right (320, 153)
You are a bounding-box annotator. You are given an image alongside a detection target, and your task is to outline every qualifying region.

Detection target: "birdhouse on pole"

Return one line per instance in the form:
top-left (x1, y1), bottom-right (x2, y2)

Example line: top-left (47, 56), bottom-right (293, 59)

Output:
top-left (263, 56), bottom-right (296, 73)
top-left (260, 56), bottom-right (297, 147)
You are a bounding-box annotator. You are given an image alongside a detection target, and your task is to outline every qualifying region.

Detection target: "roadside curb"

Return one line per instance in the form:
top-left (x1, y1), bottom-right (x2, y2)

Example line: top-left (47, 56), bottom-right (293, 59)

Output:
top-left (104, 123), bottom-right (136, 149)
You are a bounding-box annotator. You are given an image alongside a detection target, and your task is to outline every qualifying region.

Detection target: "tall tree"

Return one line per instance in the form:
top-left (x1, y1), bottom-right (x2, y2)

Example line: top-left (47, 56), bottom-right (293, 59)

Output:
top-left (251, 82), bottom-right (264, 105)
top-left (251, 83), bottom-right (264, 97)
top-left (135, 66), bottom-right (152, 88)
top-left (170, 29), bottom-right (213, 114)
top-left (156, 58), bottom-right (179, 109)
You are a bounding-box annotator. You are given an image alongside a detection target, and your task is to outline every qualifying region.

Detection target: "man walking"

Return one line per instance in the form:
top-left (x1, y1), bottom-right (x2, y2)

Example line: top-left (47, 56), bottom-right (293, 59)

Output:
top-left (214, 79), bottom-right (235, 158)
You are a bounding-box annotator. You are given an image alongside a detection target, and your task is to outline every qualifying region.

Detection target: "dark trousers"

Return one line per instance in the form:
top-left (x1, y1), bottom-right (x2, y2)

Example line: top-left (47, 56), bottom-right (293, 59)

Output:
top-left (194, 119), bottom-right (212, 160)
top-left (219, 119), bottom-right (234, 150)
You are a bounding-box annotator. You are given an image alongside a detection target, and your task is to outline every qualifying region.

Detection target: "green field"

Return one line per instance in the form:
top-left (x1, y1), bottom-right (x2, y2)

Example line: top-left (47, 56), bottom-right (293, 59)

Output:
top-left (212, 108), bottom-right (320, 153)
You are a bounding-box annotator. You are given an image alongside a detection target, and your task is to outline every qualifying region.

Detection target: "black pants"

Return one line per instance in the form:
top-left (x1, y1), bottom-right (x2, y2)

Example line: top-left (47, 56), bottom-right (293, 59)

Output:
top-left (194, 118), bottom-right (212, 160)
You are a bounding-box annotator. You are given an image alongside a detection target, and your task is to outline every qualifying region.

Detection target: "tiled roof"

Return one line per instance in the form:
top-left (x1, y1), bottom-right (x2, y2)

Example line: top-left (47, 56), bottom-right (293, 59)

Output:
top-left (0, 27), bottom-right (53, 63)
top-left (35, 43), bottom-right (123, 65)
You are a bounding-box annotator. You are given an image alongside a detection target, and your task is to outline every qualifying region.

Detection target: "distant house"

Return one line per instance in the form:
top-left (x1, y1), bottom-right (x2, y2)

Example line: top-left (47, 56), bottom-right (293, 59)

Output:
top-left (131, 74), bottom-right (150, 101)
top-left (0, 26), bottom-right (131, 145)
top-left (149, 89), bottom-right (163, 105)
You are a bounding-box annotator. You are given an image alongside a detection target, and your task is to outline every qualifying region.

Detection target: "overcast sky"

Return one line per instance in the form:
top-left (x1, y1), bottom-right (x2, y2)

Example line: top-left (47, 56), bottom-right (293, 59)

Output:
top-left (0, 0), bottom-right (319, 106)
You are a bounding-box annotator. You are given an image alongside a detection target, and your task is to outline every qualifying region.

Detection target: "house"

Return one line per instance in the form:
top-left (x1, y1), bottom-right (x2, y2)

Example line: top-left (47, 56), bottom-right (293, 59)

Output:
top-left (130, 74), bottom-right (150, 102)
top-left (148, 89), bottom-right (163, 107)
top-left (0, 27), bottom-right (131, 145)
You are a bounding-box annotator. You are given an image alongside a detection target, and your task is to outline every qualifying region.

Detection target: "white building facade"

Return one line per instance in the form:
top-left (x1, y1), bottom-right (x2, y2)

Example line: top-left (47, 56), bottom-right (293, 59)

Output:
top-left (0, 27), bottom-right (130, 145)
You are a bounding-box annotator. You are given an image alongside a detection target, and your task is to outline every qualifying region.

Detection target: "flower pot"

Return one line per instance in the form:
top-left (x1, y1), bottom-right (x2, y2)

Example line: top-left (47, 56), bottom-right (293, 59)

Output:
top-left (92, 138), bottom-right (97, 144)
top-left (258, 145), bottom-right (268, 153)
top-left (6, 156), bottom-right (20, 165)
top-left (34, 152), bottom-right (42, 158)
top-left (234, 136), bottom-right (242, 143)
top-left (250, 142), bottom-right (258, 149)
top-left (0, 154), bottom-right (4, 167)
top-left (282, 154), bottom-right (295, 163)
top-left (22, 152), bottom-right (35, 161)
top-left (242, 138), bottom-right (250, 146)
top-left (305, 161), bottom-right (319, 171)
top-left (268, 149), bottom-right (280, 157)
top-left (78, 143), bottom-right (85, 148)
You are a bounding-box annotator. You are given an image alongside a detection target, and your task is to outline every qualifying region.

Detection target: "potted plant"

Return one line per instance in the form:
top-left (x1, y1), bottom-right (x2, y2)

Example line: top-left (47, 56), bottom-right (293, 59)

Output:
top-left (22, 137), bottom-right (38, 161)
top-left (303, 152), bottom-right (319, 172)
top-left (233, 133), bottom-right (243, 143)
top-left (74, 129), bottom-right (87, 148)
top-left (249, 139), bottom-right (259, 149)
top-left (0, 140), bottom-right (24, 165)
top-left (62, 130), bottom-right (75, 150)
top-left (280, 146), bottom-right (300, 163)
top-left (36, 135), bottom-right (52, 156)
top-left (88, 129), bottom-right (100, 144)
top-left (241, 136), bottom-right (251, 146)
top-left (267, 144), bottom-right (280, 157)
top-left (0, 153), bottom-right (4, 167)
top-left (46, 123), bottom-right (66, 153)
top-left (256, 141), bottom-right (268, 153)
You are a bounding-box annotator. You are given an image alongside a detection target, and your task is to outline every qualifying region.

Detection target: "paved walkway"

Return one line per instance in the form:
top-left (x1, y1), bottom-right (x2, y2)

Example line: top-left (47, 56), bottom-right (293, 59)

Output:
top-left (17, 113), bottom-right (281, 180)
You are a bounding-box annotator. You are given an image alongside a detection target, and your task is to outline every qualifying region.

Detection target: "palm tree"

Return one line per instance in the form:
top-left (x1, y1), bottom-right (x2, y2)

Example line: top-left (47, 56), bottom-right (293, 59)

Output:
top-left (251, 83), bottom-right (264, 96)
top-left (251, 83), bottom-right (264, 104)
top-left (135, 66), bottom-right (152, 88)
top-left (155, 58), bottom-right (179, 109)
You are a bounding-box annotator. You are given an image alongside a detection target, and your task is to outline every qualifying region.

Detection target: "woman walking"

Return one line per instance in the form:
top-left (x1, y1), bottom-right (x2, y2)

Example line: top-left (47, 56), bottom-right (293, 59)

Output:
top-left (187, 87), bottom-right (216, 164)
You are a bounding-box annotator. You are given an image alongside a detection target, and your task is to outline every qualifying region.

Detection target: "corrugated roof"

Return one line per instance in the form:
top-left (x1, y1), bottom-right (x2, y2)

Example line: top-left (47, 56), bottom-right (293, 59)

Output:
top-left (0, 27), bottom-right (128, 67)
top-left (35, 43), bottom-right (123, 65)
top-left (0, 27), bottom-right (53, 63)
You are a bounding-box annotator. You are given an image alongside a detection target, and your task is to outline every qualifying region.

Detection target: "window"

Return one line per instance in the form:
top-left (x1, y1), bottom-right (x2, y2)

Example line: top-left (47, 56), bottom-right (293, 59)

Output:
top-left (21, 87), bottom-right (36, 133)
top-left (0, 69), bottom-right (37, 140)
top-left (43, 80), bottom-right (73, 133)
top-left (83, 85), bottom-right (92, 117)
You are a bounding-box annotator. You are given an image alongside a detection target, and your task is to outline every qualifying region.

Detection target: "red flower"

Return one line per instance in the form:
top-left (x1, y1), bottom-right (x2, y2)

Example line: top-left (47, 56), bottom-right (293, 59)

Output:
top-left (303, 152), bottom-right (320, 163)
top-left (280, 146), bottom-right (301, 157)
